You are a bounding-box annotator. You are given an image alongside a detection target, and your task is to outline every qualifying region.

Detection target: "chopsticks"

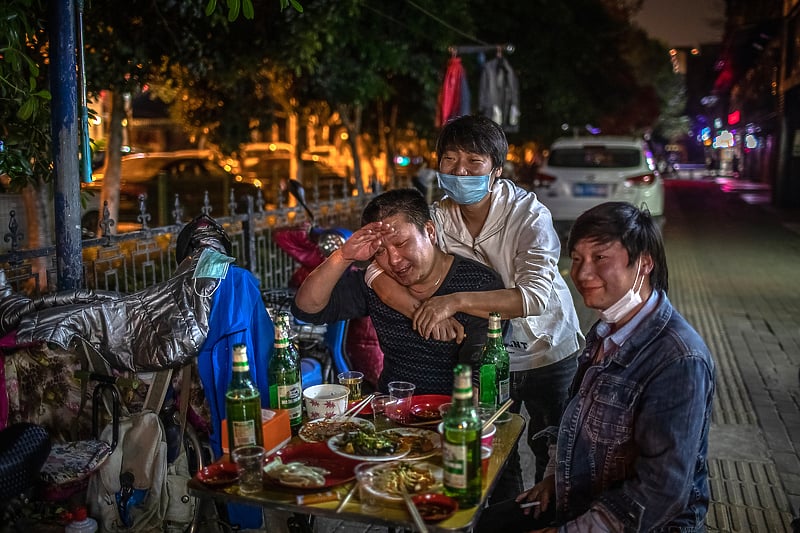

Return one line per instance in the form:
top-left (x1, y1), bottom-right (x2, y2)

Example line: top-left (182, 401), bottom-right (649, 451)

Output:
top-left (400, 484), bottom-right (430, 533)
top-left (335, 482), bottom-right (358, 513)
top-left (337, 392), bottom-right (377, 420)
top-left (482, 398), bottom-right (514, 433)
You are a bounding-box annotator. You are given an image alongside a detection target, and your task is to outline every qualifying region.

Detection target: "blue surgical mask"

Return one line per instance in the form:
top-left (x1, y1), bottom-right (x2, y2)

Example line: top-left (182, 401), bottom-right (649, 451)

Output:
top-left (193, 248), bottom-right (235, 280)
top-left (436, 172), bottom-right (491, 205)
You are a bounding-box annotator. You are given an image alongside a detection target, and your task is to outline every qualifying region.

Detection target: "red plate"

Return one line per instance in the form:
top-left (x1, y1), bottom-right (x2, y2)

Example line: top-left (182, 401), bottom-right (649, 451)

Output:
top-left (264, 441), bottom-right (361, 490)
top-left (412, 492), bottom-right (459, 522)
top-left (387, 394), bottom-right (451, 427)
top-left (347, 399), bottom-right (373, 415)
top-left (196, 461), bottom-right (239, 487)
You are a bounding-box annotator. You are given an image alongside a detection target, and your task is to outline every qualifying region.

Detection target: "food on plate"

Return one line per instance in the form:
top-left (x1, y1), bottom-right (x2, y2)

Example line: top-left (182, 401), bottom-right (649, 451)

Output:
top-left (370, 462), bottom-right (440, 497)
top-left (335, 428), bottom-right (403, 457)
top-left (384, 430), bottom-right (437, 457)
top-left (263, 457), bottom-right (330, 488)
top-left (298, 419), bottom-right (368, 443)
top-left (412, 493), bottom-right (459, 522)
top-left (411, 405), bottom-right (440, 421)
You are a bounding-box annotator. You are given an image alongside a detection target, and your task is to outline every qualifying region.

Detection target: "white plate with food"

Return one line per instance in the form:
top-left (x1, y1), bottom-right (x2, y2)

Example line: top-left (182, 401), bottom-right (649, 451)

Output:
top-left (361, 461), bottom-right (443, 503)
top-left (327, 428), bottom-right (411, 462)
top-left (380, 428), bottom-right (441, 461)
top-left (263, 441), bottom-right (361, 489)
top-left (298, 417), bottom-right (374, 443)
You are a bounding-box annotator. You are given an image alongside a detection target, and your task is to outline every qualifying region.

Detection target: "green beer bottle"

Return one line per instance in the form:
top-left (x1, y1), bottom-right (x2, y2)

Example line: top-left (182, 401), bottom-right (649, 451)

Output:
top-left (478, 312), bottom-right (510, 407)
top-left (442, 364), bottom-right (482, 506)
top-left (268, 317), bottom-right (303, 431)
top-left (225, 343), bottom-right (264, 451)
top-left (276, 312), bottom-right (301, 366)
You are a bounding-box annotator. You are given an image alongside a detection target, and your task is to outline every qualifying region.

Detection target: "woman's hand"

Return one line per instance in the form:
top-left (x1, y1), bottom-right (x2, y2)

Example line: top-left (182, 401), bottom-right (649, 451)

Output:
top-left (412, 294), bottom-right (459, 338)
top-left (516, 475), bottom-right (555, 518)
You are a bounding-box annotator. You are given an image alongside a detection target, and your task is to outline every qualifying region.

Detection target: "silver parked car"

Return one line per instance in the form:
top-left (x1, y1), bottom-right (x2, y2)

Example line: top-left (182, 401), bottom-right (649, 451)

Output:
top-left (533, 136), bottom-right (664, 229)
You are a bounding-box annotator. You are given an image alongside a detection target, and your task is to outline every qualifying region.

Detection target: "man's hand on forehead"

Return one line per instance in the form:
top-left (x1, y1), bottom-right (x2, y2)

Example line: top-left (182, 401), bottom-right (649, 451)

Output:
top-left (340, 222), bottom-right (394, 262)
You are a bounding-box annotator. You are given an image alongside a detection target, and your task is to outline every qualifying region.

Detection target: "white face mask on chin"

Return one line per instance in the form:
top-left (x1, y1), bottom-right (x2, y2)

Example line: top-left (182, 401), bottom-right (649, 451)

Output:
top-left (599, 258), bottom-right (644, 324)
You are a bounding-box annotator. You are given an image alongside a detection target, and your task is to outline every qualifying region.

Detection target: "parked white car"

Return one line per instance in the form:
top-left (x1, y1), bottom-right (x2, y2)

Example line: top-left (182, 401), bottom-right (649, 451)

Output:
top-left (533, 136), bottom-right (664, 229)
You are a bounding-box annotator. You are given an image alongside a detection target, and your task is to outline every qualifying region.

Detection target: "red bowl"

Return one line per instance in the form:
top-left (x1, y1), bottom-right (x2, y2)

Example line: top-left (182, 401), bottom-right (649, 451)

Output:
top-left (411, 492), bottom-right (459, 522)
top-left (196, 462), bottom-right (239, 487)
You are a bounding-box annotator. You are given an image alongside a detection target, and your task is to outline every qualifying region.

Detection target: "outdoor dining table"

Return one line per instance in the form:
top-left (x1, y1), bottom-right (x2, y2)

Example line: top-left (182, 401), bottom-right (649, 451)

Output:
top-left (188, 412), bottom-right (525, 532)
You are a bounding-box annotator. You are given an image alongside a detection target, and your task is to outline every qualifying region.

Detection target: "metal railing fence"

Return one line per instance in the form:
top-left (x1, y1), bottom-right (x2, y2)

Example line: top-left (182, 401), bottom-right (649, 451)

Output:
top-left (0, 192), bottom-right (375, 297)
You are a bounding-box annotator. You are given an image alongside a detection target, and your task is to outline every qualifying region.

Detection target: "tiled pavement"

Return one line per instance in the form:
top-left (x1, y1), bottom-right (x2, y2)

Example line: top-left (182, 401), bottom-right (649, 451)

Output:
top-left (262, 177), bottom-right (800, 532)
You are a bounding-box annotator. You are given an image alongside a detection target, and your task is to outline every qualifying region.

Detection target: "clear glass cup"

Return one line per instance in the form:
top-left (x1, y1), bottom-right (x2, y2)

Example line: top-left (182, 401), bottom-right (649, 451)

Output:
top-left (387, 381), bottom-right (416, 423)
top-left (354, 462), bottom-right (381, 513)
top-left (231, 445), bottom-right (265, 494)
top-left (371, 393), bottom-right (393, 431)
top-left (337, 370), bottom-right (364, 402)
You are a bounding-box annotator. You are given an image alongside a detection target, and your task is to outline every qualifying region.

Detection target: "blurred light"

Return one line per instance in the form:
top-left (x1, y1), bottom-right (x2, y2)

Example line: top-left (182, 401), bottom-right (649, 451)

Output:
top-left (700, 127), bottom-right (711, 141)
top-left (728, 110), bottom-right (740, 125)
top-left (714, 118), bottom-right (722, 129)
top-left (713, 130), bottom-right (734, 148)
top-left (340, 132), bottom-right (349, 141)
top-left (121, 118), bottom-right (128, 127)
top-left (394, 156), bottom-right (410, 167)
top-left (691, 48), bottom-right (700, 55)
top-left (91, 116), bottom-right (102, 126)
top-left (745, 134), bottom-right (758, 149)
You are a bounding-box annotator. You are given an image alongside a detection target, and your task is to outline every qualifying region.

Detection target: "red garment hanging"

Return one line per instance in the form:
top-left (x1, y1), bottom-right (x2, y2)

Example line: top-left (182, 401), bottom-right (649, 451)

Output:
top-left (436, 56), bottom-right (466, 128)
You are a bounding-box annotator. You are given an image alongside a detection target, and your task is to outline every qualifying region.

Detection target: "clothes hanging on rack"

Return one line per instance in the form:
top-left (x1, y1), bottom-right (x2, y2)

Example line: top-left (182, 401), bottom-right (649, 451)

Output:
top-left (479, 56), bottom-right (520, 132)
top-left (437, 56), bottom-right (470, 127)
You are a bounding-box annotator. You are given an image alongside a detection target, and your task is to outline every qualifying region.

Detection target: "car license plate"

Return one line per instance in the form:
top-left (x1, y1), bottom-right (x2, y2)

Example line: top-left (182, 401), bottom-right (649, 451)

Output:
top-left (572, 183), bottom-right (608, 197)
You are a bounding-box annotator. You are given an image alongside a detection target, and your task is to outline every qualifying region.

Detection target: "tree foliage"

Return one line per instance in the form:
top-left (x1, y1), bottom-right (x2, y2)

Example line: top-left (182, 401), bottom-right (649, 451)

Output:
top-left (2, 0), bottom-right (685, 197)
top-left (0, 0), bottom-right (51, 189)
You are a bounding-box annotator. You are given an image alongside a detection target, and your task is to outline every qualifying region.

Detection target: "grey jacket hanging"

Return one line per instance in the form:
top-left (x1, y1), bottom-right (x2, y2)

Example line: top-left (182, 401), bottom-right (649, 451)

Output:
top-left (479, 56), bottom-right (521, 133)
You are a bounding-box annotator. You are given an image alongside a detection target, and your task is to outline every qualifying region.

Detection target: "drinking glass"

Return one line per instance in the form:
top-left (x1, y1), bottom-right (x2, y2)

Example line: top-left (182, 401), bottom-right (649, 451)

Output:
top-left (388, 381), bottom-right (416, 423)
top-left (231, 445), bottom-right (265, 494)
top-left (354, 463), bottom-right (381, 513)
top-left (371, 394), bottom-right (393, 431)
top-left (337, 371), bottom-right (364, 402)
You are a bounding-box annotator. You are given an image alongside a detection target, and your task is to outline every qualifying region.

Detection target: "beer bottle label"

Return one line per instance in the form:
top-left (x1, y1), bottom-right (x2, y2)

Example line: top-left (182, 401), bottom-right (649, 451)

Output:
top-left (479, 364), bottom-right (497, 406)
top-left (443, 441), bottom-right (468, 489)
top-left (498, 378), bottom-right (510, 404)
top-left (231, 419), bottom-right (257, 447)
top-left (277, 382), bottom-right (303, 424)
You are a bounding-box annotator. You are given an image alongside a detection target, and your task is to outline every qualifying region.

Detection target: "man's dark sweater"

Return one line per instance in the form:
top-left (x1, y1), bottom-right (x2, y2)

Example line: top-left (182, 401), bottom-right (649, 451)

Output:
top-left (292, 254), bottom-right (504, 395)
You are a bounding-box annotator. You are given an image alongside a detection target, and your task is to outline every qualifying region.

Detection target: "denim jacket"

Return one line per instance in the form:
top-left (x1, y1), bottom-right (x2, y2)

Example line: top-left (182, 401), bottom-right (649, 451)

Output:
top-left (554, 293), bottom-right (715, 532)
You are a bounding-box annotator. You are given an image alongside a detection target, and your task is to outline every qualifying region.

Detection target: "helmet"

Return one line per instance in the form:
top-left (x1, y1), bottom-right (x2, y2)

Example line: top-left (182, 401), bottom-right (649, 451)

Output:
top-left (175, 214), bottom-right (233, 264)
top-left (317, 228), bottom-right (352, 257)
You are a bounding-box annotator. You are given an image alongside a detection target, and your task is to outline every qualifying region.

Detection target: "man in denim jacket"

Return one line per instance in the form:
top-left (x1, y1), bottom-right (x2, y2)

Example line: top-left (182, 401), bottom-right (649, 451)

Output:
top-left (480, 202), bottom-right (715, 532)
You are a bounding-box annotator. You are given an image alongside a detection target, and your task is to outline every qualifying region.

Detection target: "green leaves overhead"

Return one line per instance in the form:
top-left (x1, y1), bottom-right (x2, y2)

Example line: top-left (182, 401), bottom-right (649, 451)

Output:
top-left (205, 0), bottom-right (302, 20)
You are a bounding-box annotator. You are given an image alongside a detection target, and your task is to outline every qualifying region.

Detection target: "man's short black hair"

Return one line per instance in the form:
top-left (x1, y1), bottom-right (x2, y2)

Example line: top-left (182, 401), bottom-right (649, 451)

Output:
top-left (567, 202), bottom-right (668, 293)
top-left (361, 188), bottom-right (431, 232)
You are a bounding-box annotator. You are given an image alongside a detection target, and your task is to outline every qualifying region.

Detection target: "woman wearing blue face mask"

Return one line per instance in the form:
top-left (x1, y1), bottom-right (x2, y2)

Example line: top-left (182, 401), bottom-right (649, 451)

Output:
top-left (368, 115), bottom-right (583, 501)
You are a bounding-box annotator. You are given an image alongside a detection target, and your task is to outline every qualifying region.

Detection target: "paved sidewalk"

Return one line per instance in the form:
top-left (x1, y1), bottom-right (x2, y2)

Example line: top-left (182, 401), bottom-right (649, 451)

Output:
top-left (662, 177), bottom-right (800, 532)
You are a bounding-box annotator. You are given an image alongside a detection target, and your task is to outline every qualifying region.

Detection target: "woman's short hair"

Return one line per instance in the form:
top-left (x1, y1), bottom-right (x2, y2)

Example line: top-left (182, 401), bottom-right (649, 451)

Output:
top-left (567, 202), bottom-right (668, 293)
top-left (436, 115), bottom-right (508, 171)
